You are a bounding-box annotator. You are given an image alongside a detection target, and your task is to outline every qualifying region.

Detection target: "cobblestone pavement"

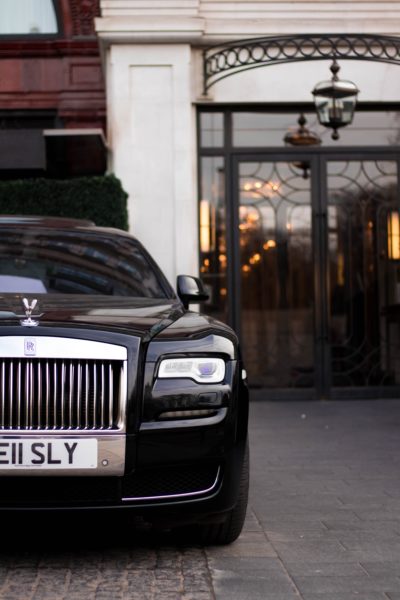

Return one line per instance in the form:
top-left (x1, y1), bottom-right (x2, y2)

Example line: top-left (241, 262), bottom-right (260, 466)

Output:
top-left (2, 398), bottom-right (400, 599)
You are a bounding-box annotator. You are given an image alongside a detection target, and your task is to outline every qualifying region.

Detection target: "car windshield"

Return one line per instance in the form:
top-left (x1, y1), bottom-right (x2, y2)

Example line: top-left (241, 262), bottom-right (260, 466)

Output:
top-left (0, 227), bottom-right (171, 298)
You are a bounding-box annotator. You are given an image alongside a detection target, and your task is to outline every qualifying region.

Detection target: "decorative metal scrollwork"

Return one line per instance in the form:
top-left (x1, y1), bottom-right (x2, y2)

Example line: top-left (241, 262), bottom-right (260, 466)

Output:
top-left (203, 34), bottom-right (400, 92)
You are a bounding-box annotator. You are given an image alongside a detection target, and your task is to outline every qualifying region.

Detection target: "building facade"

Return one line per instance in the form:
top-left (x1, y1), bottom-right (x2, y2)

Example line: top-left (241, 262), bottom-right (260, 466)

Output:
top-left (96, 1), bottom-right (400, 399)
top-left (0, 0), bottom-right (106, 179)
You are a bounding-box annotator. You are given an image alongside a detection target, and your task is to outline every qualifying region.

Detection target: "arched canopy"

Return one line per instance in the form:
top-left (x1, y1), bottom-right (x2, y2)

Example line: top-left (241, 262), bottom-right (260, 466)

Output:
top-left (203, 34), bottom-right (400, 93)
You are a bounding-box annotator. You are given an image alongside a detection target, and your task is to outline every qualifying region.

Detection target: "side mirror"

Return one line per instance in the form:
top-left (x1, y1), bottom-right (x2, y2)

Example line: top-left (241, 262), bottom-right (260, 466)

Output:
top-left (177, 275), bottom-right (209, 309)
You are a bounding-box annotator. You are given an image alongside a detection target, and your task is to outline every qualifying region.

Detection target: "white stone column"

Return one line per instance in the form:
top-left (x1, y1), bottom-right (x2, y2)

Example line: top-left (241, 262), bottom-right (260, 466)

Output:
top-left (106, 43), bottom-right (198, 286)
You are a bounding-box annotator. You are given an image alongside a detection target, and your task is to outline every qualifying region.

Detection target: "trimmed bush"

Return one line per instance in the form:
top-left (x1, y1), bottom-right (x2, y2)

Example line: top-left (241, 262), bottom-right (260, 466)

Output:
top-left (0, 175), bottom-right (129, 230)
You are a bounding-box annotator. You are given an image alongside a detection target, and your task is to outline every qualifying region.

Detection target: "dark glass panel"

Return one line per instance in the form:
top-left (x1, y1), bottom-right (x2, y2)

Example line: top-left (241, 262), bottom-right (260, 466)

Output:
top-left (327, 160), bottom-right (400, 387)
top-left (239, 161), bottom-right (314, 387)
top-left (233, 111), bottom-right (400, 147)
top-left (199, 156), bottom-right (228, 323)
top-left (199, 113), bottom-right (224, 148)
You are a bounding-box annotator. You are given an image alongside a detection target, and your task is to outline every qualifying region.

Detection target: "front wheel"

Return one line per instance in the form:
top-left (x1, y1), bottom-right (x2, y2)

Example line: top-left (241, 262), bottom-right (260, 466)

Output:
top-left (197, 441), bottom-right (249, 545)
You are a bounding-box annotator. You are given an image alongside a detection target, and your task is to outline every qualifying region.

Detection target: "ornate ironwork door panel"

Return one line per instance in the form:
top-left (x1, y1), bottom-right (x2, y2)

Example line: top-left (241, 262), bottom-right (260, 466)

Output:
top-left (236, 159), bottom-right (315, 390)
top-left (325, 158), bottom-right (400, 395)
top-left (233, 152), bottom-right (400, 398)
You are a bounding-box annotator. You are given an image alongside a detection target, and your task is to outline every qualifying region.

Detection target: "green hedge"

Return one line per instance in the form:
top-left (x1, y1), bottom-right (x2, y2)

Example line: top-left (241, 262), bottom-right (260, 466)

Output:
top-left (0, 175), bottom-right (129, 230)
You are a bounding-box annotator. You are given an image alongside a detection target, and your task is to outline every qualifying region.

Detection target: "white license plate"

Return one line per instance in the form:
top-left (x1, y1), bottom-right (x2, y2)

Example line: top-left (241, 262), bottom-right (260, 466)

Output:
top-left (0, 439), bottom-right (97, 470)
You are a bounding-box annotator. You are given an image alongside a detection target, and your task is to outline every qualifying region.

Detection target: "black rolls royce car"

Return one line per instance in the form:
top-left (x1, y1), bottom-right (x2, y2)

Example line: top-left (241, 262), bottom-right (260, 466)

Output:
top-left (0, 216), bottom-right (249, 544)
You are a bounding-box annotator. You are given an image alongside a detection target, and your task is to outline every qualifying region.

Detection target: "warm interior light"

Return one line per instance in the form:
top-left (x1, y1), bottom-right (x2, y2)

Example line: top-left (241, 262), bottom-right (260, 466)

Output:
top-left (200, 200), bottom-right (211, 253)
top-left (249, 253), bottom-right (261, 265)
top-left (263, 240), bottom-right (276, 250)
top-left (388, 211), bottom-right (400, 260)
top-left (247, 212), bottom-right (259, 223)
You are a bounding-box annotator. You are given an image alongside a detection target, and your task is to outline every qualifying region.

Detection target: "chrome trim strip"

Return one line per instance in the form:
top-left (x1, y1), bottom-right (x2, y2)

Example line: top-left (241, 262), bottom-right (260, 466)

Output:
top-left (77, 362), bottom-right (82, 429)
top-left (45, 361), bottom-right (50, 429)
top-left (109, 363), bottom-right (113, 429)
top-left (117, 362), bottom-right (127, 431)
top-left (0, 337), bottom-right (127, 360)
top-left (140, 408), bottom-right (227, 431)
top-left (38, 363), bottom-right (42, 429)
top-left (17, 360), bottom-right (21, 429)
top-left (122, 467), bottom-right (221, 502)
top-left (28, 360), bottom-right (33, 429)
top-left (9, 362), bottom-right (13, 429)
top-left (85, 362), bottom-right (89, 430)
top-left (54, 362), bottom-right (58, 429)
top-left (61, 361), bottom-right (65, 430)
top-left (0, 361), bottom-right (4, 429)
top-left (68, 362), bottom-right (73, 430)
top-left (93, 363), bottom-right (97, 430)
top-left (100, 362), bottom-right (105, 428)
top-left (0, 429), bottom-right (123, 436)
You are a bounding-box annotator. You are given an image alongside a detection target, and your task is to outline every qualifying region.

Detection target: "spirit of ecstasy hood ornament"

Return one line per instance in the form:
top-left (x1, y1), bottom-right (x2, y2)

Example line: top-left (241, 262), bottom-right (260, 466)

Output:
top-left (20, 298), bottom-right (39, 327)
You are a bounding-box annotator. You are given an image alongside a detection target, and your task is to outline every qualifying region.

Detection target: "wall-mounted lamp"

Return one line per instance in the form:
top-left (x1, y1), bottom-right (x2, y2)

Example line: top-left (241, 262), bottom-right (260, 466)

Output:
top-left (312, 60), bottom-right (359, 140)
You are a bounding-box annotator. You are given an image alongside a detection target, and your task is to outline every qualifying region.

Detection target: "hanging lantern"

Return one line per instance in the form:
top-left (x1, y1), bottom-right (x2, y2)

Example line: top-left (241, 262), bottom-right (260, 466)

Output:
top-left (284, 114), bottom-right (321, 178)
top-left (312, 60), bottom-right (359, 140)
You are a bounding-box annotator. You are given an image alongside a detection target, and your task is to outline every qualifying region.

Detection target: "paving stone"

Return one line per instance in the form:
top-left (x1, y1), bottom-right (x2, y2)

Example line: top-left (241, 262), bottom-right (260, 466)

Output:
top-left (272, 540), bottom-right (350, 562)
top-left (207, 556), bottom-right (289, 574)
top-left (301, 594), bottom-right (388, 600)
top-left (2, 399), bottom-right (400, 599)
top-left (285, 561), bottom-right (365, 577)
top-left (340, 541), bottom-right (400, 561)
top-left (293, 574), bottom-right (400, 594)
top-left (211, 569), bottom-right (300, 600)
top-left (361, 561), bottom-right (400, 577)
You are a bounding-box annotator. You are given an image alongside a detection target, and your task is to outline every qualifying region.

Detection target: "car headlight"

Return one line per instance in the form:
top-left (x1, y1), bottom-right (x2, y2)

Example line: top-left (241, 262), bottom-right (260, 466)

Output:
top-left (158, 357), bottom-right (225, 383)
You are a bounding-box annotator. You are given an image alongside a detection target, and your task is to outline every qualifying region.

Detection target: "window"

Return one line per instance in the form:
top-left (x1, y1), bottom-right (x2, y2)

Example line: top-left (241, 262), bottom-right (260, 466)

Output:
top-left (0, 0), bottom-right (58, 35)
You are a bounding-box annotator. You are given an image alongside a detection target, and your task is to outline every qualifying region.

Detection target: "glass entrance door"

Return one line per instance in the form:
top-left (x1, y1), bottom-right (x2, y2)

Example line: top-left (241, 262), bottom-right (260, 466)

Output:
top-left (237, 159), bottom-right (315, 389)
top-left (234, 153), bottom-right (400, 397)
top-left (326, 159), bottom-right (400, 394)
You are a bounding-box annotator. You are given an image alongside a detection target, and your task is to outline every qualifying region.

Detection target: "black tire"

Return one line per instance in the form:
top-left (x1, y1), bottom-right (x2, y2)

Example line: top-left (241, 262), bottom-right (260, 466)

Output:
top-left (197, 440), bottom-right (249, 545)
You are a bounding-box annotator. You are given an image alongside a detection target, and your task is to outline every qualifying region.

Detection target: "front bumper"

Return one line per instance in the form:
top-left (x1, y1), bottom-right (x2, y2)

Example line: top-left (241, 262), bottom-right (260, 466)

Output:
top-left (0, 439), bottom-right (247, 525)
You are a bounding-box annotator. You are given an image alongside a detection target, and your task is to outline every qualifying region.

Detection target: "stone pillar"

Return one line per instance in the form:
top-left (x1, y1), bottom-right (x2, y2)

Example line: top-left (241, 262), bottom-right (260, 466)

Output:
top-left (106, 43), bottom-right (198, 286)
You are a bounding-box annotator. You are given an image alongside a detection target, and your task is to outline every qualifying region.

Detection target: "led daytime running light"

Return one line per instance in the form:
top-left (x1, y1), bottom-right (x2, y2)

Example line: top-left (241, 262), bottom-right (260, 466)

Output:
top-left (158, 357), bottom-right (225, 383)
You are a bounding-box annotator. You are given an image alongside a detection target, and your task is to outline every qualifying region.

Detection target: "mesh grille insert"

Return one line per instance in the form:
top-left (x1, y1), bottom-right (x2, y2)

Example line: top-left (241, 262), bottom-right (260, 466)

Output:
top-left (122, 465), bottom-right (220, 499)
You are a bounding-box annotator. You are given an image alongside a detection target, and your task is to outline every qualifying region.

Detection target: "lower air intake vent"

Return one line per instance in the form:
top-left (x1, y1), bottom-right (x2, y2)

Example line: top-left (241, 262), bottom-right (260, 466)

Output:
top-left (122, 465), bottom-right (220, 500)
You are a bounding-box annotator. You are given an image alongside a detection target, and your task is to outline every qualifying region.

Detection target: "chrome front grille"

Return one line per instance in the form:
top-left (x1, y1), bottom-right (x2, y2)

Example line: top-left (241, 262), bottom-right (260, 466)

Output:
top-left (0, 343), bottom-right (127, 432)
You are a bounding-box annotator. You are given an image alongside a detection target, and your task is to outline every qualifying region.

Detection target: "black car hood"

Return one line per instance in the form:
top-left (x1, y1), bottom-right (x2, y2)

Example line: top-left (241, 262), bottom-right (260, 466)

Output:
top-left (0, 294), bottom-right (185, 340)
